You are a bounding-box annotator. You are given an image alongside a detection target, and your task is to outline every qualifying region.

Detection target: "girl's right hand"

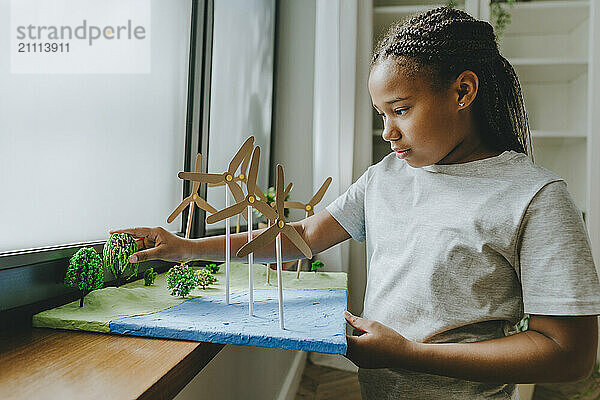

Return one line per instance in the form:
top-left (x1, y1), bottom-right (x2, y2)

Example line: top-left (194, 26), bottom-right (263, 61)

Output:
top-left (109, 227), bottom-right (190, 263)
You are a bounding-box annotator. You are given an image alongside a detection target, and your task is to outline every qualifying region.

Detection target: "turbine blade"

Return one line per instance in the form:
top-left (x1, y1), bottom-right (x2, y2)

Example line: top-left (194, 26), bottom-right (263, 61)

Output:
top-left (284, 201), bottom-right (305, 210)
top-left (227, 180), bottom-right (245, 204)
top-left (246, 146), bottom-right (260, 195)
top-left (276, 164), bottom-right (284, 217)
top-left (206, 201), bottom-right (247, 224)
top-left (253, 199), bottom-right (278, 221)
top-left (179, 172), bottom-right (222, 184)
top-left (193, 153), bottom-right (203, 173)
top-left (167, 197), bottom-right (192, 223)
top-left (195, 197), bottom-right (217, 214)
top-left (191, 153), bottom-right (203, 194)
top-left (191, 180), bottom-right (200, 195)
top-left (240, 147), bottom-right (252, 176)
top-left (228, 136), bottom-right (254, 174)
top-left (283, 225), bottom-right (312, 259)
top-left (309, 177), bottom-right (332, 206)
top-left (236, 223), bottom-right (278, 258)
top-left (284, 182), bottom-right (293, 197)
top-left (255, 186), bottom-right (267, 201)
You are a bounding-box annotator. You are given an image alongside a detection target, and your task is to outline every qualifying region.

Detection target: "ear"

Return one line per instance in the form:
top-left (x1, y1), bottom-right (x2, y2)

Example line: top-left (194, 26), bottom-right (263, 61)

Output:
top-left (454, 70), bottom-right (479, 110)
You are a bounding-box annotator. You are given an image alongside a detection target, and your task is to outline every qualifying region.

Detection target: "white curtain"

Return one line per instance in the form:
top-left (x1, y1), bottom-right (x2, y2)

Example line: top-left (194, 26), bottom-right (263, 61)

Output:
top-left (312, 0), bottom-right (358, 272)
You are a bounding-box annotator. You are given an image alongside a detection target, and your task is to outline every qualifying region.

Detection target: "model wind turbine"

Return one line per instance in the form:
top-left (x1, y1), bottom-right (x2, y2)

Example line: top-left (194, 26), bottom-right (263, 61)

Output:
top-left (284, 177), bottom-right (332, 278)
top-left (178, 136), bottom-right (254, 304)
top-left (167, 153), bottom-right (218, 238)
top-left (206, 146), bottom-right (277, 315)
top-left (265, 181), bottom-right (293, 285)
top-left (238, 165), bottom-right (313, 329)
top-left (207, 148), bottom-right (265, 233)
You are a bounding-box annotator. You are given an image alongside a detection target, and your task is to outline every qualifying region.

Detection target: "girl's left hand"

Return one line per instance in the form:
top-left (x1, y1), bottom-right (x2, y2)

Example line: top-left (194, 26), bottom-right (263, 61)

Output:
top-left (344, 310), bottom-right (416, 369)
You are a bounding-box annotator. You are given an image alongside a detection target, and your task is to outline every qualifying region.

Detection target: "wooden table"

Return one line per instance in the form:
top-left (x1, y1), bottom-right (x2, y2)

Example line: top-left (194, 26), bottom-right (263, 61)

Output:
top-left (0, 327), bottom-right (223, 400)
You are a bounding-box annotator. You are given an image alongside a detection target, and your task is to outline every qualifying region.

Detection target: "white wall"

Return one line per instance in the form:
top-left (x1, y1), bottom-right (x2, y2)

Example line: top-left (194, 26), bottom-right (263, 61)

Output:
top-left (175, 346), bottom-right (303, 400)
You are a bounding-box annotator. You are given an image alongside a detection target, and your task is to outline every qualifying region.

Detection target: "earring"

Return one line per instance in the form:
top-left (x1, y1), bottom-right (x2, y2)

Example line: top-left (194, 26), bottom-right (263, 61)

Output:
top-left (458, 102), bottom-right (465, 106)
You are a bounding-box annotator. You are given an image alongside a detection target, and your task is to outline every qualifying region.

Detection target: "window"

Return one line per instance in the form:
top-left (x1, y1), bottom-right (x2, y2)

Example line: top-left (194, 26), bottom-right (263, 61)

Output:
top-left (0, 0), bottom-right (277, 315)
top-left (205, 0), bottom-right (275, 231)
top-left (0, 0), bottom-right (203, 313)
top-left (0, 0), bottom-right (192, 254)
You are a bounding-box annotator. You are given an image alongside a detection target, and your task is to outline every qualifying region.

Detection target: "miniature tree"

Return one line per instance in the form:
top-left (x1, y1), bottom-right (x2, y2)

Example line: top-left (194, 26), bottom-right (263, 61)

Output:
top-left (103, 233), bottom-right (138, 287)
top-left (143, 267), bottom-right (158, 286)
top-left (311, 260), bottom-right (324, 274)
top-left (197, 268), bottom-right (217, 289)
top-left (205, 263), bottom-right (220, 274)
top-left (167, 264), bottom-right (200, 297)
top-left (65, 247), bottom-right (104, 307)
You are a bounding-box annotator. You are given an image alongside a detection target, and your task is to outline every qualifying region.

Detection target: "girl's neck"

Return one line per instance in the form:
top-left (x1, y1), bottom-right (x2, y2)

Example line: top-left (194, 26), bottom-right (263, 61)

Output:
top-left (436, 131), bottom-right (501, 165)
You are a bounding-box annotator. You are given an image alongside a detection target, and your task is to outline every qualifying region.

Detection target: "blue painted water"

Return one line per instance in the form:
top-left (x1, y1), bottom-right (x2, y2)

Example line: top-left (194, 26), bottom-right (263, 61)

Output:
top-left (110, 289), bottom-right (347, 354)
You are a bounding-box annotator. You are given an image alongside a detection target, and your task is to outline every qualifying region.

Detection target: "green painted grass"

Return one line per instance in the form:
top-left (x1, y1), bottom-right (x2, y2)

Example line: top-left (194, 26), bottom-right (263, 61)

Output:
top-left (32, 263), bottom-right (347, 333)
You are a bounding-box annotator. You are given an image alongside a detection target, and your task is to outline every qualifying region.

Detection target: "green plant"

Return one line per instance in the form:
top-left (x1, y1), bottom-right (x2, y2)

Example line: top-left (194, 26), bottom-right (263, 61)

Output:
top-left (445, 0), bottom-right (458, 8)
top-left (516, 314), bottom-right (529, 332)
top-left (65, 247), bottom-right (104, 307)
top-left (143, 267), bottom-right (158, 286)
top-left (311, 260), bottom-right (324, 273)
top-left (103, 233), bottom-right (138, 287)
top-left (196, 268), bottom-right (217, 290)
top-left (490, 0), bottom-right (516, 39)
top-left (205, 263), bottom-right (220, 274)
top-left (167, 264), bottom-right (199, 297)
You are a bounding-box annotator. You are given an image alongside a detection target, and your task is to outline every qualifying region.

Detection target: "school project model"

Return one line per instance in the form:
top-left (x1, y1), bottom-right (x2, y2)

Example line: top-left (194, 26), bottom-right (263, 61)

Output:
top-left (33, 136), bottom-right (346, 354)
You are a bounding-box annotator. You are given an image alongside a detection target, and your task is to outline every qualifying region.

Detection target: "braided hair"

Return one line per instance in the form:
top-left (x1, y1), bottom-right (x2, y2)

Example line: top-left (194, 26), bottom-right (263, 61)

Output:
top-left (372, 7), bottom-right (532, 158)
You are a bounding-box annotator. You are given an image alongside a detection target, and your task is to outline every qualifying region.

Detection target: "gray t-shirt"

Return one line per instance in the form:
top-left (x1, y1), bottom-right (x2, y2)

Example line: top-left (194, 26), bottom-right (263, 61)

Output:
top-left (326, 150), bottom-right (600, 400)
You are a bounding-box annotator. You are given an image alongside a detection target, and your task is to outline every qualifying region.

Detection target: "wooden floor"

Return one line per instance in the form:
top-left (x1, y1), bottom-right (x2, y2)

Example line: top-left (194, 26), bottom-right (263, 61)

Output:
top-left (296, 361), bottom-right (600, 400)
top-left (295, 361), bottom-right (361, 400)
top-left (532, 367), bottom-right (600, 400)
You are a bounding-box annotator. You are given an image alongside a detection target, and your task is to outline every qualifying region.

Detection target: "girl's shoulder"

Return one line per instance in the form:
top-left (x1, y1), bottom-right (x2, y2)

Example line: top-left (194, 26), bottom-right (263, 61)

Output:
top-left (367, 150), bottom-right (564, 199)
top-left (374, 150), bottom-right (561, 181)
top-left (499, 151), bottom-right (564, 192)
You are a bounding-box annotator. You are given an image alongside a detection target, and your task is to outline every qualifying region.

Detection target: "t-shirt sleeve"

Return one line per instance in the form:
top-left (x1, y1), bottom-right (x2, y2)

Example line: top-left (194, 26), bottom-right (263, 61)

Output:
top-left (517, 180), bottom-right (600, 315)
top-left (325, 168), bottom-right (369, 242)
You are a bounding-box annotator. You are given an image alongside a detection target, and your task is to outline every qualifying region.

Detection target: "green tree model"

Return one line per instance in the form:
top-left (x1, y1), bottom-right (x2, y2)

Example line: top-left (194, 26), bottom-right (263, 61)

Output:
top-left (311, 260), bottom-right (324, 274)
top-left (103, 233), bottom-right (138, 287)
top-left (167, 264), bottom-right (200, 297)
top-left (205, 263), bottom-right (220, 274)
top-left (143, 267), bottom-right (158, 286)
top-left (197, 268), bottom-right (217, 290)
top-left (65, 247), bottom-right (104, 307)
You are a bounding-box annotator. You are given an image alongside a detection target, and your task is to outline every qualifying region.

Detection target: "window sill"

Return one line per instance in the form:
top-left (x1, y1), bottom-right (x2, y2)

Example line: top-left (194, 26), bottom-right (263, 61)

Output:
top-left (0, 327), bottom-right (223, 400)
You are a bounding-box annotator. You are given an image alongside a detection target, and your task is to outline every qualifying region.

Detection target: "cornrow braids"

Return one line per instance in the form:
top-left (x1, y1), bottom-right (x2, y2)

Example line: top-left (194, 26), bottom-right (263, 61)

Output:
top-left (372, 7), bottom-right (533, 159)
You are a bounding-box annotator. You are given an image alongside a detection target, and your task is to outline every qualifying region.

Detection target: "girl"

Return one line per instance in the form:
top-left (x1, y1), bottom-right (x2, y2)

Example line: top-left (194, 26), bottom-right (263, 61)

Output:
top-left (115, 7), bottom-right (600, 399)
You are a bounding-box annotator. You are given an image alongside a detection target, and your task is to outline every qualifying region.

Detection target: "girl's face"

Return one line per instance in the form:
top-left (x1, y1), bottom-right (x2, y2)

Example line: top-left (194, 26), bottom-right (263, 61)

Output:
top-left (368, 58), bottom-right (494, 168)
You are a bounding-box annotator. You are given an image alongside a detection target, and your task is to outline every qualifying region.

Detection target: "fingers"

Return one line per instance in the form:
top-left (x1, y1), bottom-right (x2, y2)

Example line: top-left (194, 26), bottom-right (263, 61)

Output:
top-left (344, 310), bottom-right (369, 333)
top-left (134, 238), bottom-right (146, 249)
top-left (344, 334), bottom-right (362, 366)
top-left (130, 247), bottom-right (162, 263)
top-left (346, 334), bottom-right (361, 347)
top-left (109, 227), bottom-right (159, 239)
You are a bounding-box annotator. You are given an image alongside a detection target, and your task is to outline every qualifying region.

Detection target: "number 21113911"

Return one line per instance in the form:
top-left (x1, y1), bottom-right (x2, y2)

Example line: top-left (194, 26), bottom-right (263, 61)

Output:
top-left (17, 42), bottom-right (70, 53)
